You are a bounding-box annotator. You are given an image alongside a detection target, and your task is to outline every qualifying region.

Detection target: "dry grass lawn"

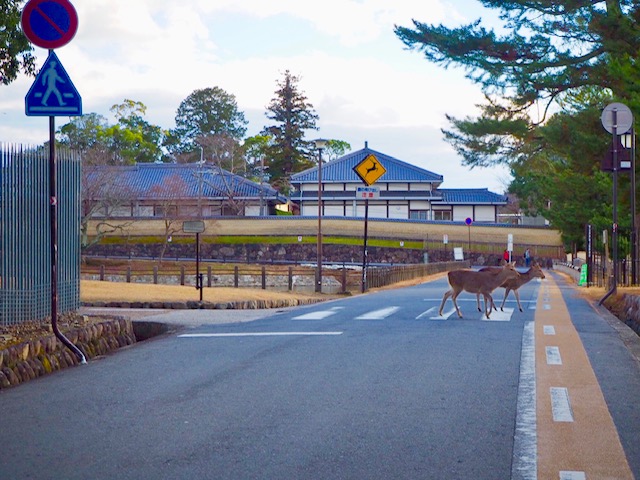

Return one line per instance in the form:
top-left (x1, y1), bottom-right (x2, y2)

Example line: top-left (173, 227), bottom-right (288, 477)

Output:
top-left (81, 280), bottom-right (330, 303)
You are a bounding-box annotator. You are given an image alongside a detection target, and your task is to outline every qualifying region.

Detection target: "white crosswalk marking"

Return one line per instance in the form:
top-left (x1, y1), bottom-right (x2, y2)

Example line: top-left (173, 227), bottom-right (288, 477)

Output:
top-left (482, 307), bottom-right (514, 322)
top-left (355, 306), bottom-right (400, 320)
top-left (293, 306), bottom-right (343, 320)
top-left (428, 308), bottom-right (457, 320)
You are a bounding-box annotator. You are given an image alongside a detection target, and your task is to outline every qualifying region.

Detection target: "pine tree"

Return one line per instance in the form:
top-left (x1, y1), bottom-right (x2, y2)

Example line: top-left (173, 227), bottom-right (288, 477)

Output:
top-left (395, 1), bottom-right (640, 168)
top-left (262, 70), bottom-right (319, 191)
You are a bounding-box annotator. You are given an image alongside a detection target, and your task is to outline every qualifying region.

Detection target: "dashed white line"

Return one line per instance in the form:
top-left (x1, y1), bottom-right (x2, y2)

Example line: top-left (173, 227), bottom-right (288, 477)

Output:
top-left (550, 387), bottom-right (574, 422)
top-left (545, 346), bottom-right (562, 365)
top-left (559, 471), bottom-right (586, 480)
top-left (543, 325), bottom-right (556, 335)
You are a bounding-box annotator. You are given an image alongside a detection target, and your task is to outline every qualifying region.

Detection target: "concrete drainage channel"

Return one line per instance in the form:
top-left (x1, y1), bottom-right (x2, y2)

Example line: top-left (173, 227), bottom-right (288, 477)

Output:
top-left (132, 321), bottom-right (178, 342)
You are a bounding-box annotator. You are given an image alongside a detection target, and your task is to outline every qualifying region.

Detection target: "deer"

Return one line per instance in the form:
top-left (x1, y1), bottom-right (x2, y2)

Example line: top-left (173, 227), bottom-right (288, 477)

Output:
top-left (476, 263), bottom-right (546, 312)
top-left (438, 262), bottom-right (520, 319)
top-left (366, 160), bottom-right (379, 175)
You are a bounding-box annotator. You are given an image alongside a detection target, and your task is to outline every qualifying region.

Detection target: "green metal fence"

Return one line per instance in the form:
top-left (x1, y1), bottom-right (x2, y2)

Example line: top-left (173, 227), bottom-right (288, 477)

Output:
top-left (0, 144), bottom-right (80, 326)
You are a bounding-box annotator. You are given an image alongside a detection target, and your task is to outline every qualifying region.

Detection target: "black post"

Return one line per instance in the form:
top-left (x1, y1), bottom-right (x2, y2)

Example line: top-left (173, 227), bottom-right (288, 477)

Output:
top-left (361, 198), bottom-right (369, 293)
top-left (631, 127), bottom-right (637, 284)
top-left (601, 110), bottom-right (619, 304)
top-left (49, 115), bottom-right (86, 364)
top-left (196, 232), bottom-right (202, 302)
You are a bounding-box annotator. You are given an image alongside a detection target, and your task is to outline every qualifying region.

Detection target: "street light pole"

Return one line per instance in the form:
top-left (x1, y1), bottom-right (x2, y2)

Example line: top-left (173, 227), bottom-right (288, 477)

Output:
top-left (314, 139), bottom-right (328, 293)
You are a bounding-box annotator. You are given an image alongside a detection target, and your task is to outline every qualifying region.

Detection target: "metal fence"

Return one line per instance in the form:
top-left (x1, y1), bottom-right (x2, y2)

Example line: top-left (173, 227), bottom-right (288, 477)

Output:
top-left (0, 144), bottom-right (80, 326)
top-left (583, 224), bottom-right (640, 288)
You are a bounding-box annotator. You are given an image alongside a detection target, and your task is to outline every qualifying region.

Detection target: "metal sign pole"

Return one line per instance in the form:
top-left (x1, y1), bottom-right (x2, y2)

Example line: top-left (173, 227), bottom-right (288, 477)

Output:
top-left (361, 198), bottom-right (369, 293)
top-left (49, 114), bottom-right (86, 363)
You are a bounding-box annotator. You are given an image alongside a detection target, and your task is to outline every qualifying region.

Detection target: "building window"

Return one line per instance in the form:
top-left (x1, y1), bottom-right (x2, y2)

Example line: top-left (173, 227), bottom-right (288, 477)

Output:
top-left (409, 210), bottom-right (429, 220)
top-left (433, 210), bottom-right (452, 221)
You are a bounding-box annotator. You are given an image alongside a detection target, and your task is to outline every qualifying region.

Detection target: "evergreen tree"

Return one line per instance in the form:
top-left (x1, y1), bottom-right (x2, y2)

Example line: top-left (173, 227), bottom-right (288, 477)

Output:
top-left (172, 87), bottom-right (248, 157)
top-left (395, 1), bottom-right (640, 168)
top-left (0, 0), bottom-right (36, 85)
top-left (262, 70), bottom-right (319, 191)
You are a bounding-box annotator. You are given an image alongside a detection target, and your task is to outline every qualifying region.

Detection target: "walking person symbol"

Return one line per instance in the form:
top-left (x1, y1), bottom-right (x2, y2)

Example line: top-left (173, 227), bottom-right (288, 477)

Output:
top-left (41, 60), bottom-right (66, 107)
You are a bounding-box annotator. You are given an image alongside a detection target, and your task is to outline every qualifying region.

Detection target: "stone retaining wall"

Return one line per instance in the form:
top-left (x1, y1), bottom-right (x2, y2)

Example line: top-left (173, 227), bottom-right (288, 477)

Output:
top-left (0, 318), bottom-right (136, 390)
top-left (612, 294), bottom-right (640, 337)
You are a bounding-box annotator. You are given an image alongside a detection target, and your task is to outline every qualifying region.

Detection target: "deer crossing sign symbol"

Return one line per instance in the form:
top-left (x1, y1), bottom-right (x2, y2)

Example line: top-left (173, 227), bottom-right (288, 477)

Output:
top-left (354, 153), bottom-right (387, 186)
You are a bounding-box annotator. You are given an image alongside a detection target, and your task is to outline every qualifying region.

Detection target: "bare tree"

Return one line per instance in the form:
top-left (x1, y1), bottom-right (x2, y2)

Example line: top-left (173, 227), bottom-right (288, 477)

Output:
top-left (149, 174), bottom-right (188, 262)
top-left (81, 166), bottom-right (135, 248)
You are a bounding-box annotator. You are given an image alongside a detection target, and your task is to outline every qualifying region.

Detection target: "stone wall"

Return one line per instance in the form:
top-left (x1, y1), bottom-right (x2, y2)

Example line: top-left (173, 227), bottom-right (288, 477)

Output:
top-left (611, 295), bottom-right (640, 337)
top-left (0, 318), bottom-right (136, 390)
top-left (85, 242), bottom-right (525, 266)
top-left (85, 242), bottom-right (427, 265)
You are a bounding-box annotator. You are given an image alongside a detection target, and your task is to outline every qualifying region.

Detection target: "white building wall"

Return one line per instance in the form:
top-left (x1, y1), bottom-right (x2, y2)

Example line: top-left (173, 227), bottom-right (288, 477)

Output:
top-left (388, 204), bottom-right (408, 219)
top-left (301, 203), bottom-right (318, 216)
top-left (324, 204), bottom-right (344, 216)
top-left (474, 206), bottom-right (496, 222)
top-left (453, 206), bottom-right (474, 222)
top-left (245, 205), bottom-right (260, 216)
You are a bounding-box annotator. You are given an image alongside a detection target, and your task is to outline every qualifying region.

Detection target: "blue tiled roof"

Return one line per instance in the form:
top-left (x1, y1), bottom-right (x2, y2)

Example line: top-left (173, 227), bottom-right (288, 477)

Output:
top-left (86, 163), bottom-right (287, 202)
top-left (290, 146), bottom-right (444, 184)
top-left (434, 189), bottom-right (507, 204)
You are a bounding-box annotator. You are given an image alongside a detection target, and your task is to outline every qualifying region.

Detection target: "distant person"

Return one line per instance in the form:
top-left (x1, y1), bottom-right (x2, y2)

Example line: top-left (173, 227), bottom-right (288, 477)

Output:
top-left (503, 249), bottom-right (510, 264)
top-left (524, 248), bottom-right (531, 267)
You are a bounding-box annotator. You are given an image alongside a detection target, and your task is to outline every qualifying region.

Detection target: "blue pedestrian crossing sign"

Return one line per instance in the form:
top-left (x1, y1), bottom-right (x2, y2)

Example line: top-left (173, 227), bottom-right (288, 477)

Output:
top-left (25, 51), bottom-right (82, 116)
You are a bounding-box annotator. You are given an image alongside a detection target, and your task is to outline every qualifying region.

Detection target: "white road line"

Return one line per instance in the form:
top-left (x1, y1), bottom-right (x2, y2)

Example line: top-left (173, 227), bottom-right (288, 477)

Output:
top-left (293, 311), bottom-right (337, 320)
top-left (355, 306), bottom-right (400, 320)
top-left (545, 346), bottom-right (563, 365)
top-left (416, 306), bottom-right (437, 319)
top-left (559, 471), bottom-right (586, 480)
top-left (429, 308), bottom-right (457, 320)
top-left (550, 387), bottom-right (574, 422)
top-left (482, 307), bottom-right (514, 322)
top-left (511, 321), bottom-right (537, 480)
top-left (543, 325), bottom-right (556, 335)
top-left (178, 332), bottom-right (343, 338)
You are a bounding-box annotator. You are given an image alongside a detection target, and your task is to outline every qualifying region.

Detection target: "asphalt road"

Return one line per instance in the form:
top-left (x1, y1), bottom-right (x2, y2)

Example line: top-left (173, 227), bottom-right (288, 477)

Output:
top-left (1, 270), bottom-right (639, 479)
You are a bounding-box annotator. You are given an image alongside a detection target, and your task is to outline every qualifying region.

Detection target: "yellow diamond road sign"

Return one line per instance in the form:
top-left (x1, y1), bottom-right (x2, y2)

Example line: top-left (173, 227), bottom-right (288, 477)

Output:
top-left (354, 154), bottom-right (386, 186)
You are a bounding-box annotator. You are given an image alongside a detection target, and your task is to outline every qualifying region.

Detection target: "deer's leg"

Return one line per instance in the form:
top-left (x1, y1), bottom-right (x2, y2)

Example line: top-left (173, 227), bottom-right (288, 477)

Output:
top-left (514, 289), bottom-right (523, 312)
top-left (484, 293), bottom-right (494, 318)
top-left (439, 289), bottom-right (453, 316)
top-left (476, 294), bottom-right (482, 312)
top-left (500, 288), bottom-right (510, 311)
top-left (451, 291), bottom-right (463, 318)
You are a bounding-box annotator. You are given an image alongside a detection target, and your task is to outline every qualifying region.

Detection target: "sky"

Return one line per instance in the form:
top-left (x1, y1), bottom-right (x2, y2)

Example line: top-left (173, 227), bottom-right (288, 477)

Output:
top-left (0, 0), bottom-right (512, 193)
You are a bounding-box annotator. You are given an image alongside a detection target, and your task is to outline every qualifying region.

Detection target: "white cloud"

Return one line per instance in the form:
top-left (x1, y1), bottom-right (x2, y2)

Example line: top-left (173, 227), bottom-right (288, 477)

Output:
top-left (0, 0), bottom-right (509, 192)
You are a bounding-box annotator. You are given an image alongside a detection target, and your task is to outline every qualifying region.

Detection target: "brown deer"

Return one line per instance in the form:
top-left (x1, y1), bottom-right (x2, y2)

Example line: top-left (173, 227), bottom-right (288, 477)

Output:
top-left (439, 262), bottom-right (520, 319)
top-left (476, 263), bottom-right (546, 312)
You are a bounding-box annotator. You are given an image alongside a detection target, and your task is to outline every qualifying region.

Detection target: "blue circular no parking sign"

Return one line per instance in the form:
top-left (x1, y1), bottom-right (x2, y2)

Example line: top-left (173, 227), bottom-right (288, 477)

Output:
top-left (21, 0), bottom-right (78, 49)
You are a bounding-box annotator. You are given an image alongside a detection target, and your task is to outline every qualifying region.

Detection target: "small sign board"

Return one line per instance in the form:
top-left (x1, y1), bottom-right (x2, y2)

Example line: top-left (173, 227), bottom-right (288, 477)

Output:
top-left (356, 186), bottom-right (380, 199)
top-left (453, 247), bottom-right (464, 261)
top-left (183, 220), bottom-right (205, 233)
top-left (354, 154), bottom-right (386, 186)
